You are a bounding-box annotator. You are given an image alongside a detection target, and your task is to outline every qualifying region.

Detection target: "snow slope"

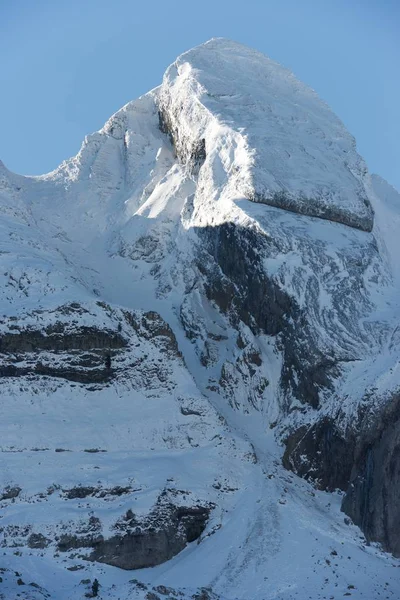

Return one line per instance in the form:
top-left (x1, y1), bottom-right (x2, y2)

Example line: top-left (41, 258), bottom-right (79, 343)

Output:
top-left (1, 39), bottom-right (400, 600)
top-left (159, 38), bottom-right (374, 231)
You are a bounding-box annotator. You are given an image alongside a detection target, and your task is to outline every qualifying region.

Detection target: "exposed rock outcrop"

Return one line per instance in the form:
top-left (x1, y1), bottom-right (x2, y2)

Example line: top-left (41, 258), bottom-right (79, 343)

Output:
top-left (0, 325), bottom-right (126, 353)
top-left (282, 418), bottom-right (355, 492)
top-left (342, 395), bottom-right (400, 556)
top-left (192, 220), bottom-right (373, 410)
top-left (281, 393), bottom-right (400, 557)
top-left (57, 499), bottom-right (212, 570)
top-left (0, 305), bottom-right (181, 385)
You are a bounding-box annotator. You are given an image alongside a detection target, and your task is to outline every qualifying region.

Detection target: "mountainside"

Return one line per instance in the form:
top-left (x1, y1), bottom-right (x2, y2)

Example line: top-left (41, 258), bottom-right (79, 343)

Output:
top-left (1, 39), bottom-right (400, 600)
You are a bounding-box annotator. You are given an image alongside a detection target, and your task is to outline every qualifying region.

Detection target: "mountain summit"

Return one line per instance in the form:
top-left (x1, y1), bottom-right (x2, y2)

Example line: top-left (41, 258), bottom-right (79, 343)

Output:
top-left (0, 39), bottom-right (399, 600)
top-left (159, 38), bottom-right (374, 231)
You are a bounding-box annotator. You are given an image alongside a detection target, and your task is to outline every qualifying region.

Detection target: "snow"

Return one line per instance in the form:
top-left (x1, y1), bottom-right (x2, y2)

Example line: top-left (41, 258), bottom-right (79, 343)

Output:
top-left (159, 38), bottom-right (374, 231)
top-left (0, 38), bottom-right (399, 600)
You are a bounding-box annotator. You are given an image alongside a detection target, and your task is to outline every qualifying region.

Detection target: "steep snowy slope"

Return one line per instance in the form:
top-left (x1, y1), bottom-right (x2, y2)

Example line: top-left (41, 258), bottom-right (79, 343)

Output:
top-left (1, 39), bottom-right (400, 600)
top-left (159, 38), bottom-right (374, 231)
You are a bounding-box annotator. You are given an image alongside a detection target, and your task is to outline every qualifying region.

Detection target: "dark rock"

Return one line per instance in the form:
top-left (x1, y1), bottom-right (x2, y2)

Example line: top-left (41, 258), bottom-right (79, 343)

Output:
top-left (247, 351), bottom-right (262, 366)
top-left (130, 579), bottom-right (148, 590)
top-left (28, 533), bottom-right (50, 549)
top-left (250, 189), bottom-right (373, 233)
top-left (125, 310), bottom-right (181, 357)
top-left (55, 499), bottom-right (212, 570)
top-left (97, 486), bottom-right (131, 497)
top-left (342, 394), bottom-right (400, 557)
top-left (282, 418), bottom-right (355, 491)
top-left (190, 138), bottom-right (206, 173)
top-left (58, 533), bottom-right (104, 552)
top-left (0, 325), bottom-right (126, 354)
top-left (158, 108), bottom-right (206, 175)
top-left (54, 498), bottom-right (212, 570)
top-left (153, 584), bottom-right (176, 595)
top-left (191, 588), bottom-right (219, 600)
top-left (193, 222), bottom-right (341, 409)
top-left (89, 503), bottom-right (211, 569)
top-left (282, 392), bottom-right (400, 558)
top-left (63, 487), bottom-right (97, 500)
top-left (0, 360), bottom-right (116, 384)
top-left (197, 222), bottom-right (293, 336)
top-left (0, 486), bottom-right (21, 500)
top-left (180, 406), bottom-right (202, 417)
top-left (0, 316), bottom-right (128, 384)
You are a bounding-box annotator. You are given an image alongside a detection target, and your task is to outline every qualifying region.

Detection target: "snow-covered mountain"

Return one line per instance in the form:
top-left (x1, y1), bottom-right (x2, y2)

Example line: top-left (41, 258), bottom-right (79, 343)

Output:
top-left (1, 38), bottom-right (400, 600)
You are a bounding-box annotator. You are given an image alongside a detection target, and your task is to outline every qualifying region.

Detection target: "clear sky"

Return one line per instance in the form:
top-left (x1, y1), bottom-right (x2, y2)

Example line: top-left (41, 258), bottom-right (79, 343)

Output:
top-left (0, 0), bottom-right (399, 190)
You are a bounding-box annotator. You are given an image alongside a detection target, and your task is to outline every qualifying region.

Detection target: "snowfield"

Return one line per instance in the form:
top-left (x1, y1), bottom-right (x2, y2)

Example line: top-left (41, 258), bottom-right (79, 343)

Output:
top-left (0, 39), bottom-right (400, 600)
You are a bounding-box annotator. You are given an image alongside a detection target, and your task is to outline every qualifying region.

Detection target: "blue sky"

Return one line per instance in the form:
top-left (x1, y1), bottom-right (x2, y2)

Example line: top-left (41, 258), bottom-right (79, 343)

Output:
top-left (0, 0), bottom-right (399, 190)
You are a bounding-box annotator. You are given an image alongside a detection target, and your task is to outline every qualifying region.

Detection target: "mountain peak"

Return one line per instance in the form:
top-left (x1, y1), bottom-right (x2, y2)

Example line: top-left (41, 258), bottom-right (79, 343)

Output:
top-left (160, 38), bottom-right (374, 231)
top-left (2, 35), bottom-right (400, 600)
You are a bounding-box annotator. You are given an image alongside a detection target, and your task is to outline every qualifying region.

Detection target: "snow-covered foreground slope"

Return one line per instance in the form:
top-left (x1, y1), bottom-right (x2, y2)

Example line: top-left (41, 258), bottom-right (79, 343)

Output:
top-left (1, 39), bottom-right (400, 600)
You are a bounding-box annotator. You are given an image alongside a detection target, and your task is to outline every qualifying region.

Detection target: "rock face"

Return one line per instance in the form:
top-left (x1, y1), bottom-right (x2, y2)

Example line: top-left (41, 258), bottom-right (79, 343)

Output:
top-left (1, 37), bottom-right (400, 600)
top-left (0, 306), bottom-right (180, 384)
top-left (52, 496), bottom-right (211, 570)
top-left (342, 395), bottom-right (400, 557)
top-left (282, 418), bottom-right (355, 492)
top-left (192, 220), bottom-right (366, 410)
top-left (281, 392), bottom-right (400, 558)
top-left (88, 502), bottom-right (211, 570)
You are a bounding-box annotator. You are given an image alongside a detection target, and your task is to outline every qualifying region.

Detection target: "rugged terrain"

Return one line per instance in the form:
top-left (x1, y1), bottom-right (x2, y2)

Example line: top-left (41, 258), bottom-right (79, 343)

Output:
top-left (1, 39), bottom-right (400, 600)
